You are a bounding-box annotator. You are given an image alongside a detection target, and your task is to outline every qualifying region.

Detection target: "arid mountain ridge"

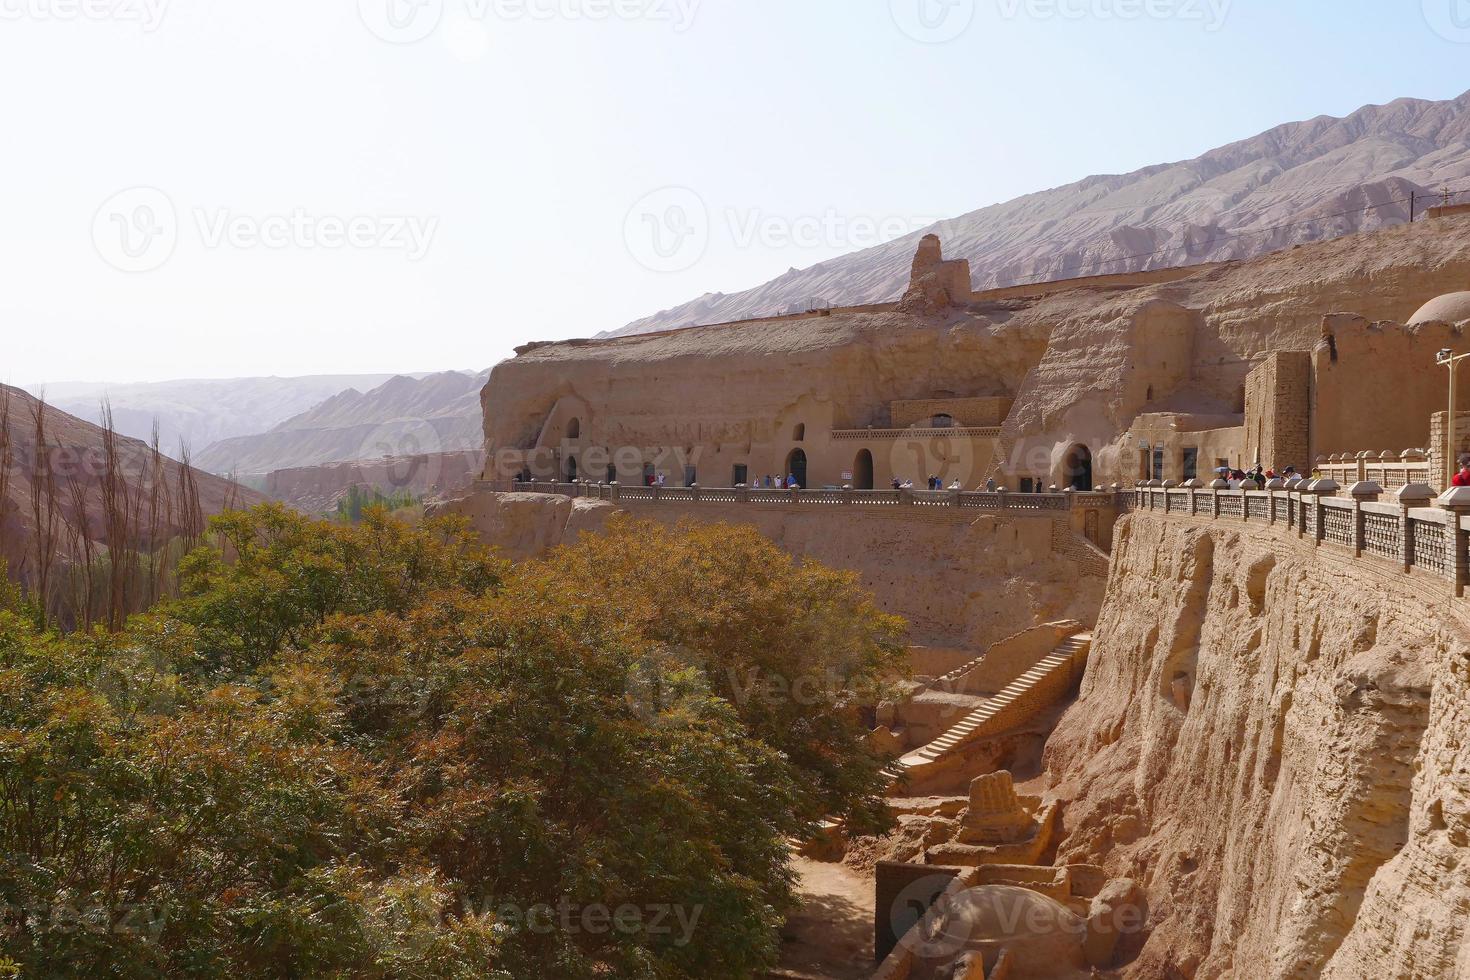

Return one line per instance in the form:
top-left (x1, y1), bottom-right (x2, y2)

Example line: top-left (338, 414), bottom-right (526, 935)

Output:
top-left (37, 374), bottom-right (409, 454)
top-left (194, 370), bottom-right (489, 479)
top-left (607, 89), bottom-right (1470, 338)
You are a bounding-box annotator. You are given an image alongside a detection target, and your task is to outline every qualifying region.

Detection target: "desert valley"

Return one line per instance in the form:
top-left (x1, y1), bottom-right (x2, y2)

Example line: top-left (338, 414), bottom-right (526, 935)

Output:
top-left (7, 10), bottom-right (1470, 978)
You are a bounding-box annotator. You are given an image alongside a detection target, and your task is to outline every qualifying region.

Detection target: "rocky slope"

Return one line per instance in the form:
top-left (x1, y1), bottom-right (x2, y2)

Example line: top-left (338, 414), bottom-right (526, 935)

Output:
top-left (0, 384), bottom-right (264, 582)
top-left (1042, 512), bottom-right (1469, 978)
top-left (264, 450), bottom-right (483, 515)
top-left (37, 374), bottom-right (404, 454)
top-left (609, 91), bottom-right (1470, 337)
top-left (196, 370), bottom-right (488, 478)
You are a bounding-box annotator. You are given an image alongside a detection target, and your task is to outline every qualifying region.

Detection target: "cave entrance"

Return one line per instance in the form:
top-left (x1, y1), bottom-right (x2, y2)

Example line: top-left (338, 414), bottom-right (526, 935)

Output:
top-left (565, 455), bottom-right (578, 482)
top-left (786, 449), bottom-right (808, 489)
top-left (854, 449), bottom-right (875, 490)
top-left (1064, 444), bottom-right (1093, 491)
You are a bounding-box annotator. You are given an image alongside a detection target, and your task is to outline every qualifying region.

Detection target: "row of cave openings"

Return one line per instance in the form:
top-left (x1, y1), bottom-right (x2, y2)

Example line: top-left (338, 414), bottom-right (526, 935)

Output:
top-left (555, 415), bottom-right (1095, 491)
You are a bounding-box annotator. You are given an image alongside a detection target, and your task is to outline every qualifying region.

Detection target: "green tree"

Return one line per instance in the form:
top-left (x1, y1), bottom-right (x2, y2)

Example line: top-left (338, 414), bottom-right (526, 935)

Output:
top-left (0, 504), bottom-right (905, 978)
top-left (170, 503), bottom-right (504, 673)
top-left (518, 515), bottom-right (909, 835)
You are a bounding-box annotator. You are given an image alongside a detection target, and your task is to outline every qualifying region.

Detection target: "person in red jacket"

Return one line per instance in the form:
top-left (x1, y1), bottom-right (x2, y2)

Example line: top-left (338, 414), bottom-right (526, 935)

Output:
top-left (1454, 458), bottom-right (1470, 487)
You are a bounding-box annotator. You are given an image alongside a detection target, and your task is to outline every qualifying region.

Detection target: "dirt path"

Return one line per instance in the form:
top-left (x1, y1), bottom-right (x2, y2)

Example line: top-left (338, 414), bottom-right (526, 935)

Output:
top-left (775, 857), bottom-right (875, 979)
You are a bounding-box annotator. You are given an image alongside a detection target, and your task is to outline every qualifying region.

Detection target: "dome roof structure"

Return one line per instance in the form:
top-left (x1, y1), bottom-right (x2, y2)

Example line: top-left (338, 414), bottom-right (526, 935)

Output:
top-left (1409, 291), bottom-right (1470, 326)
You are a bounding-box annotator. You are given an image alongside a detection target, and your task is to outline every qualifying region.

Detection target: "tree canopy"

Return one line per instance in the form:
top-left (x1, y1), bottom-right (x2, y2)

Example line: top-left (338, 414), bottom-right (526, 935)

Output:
top-left (0, 505), bottom-right (905, 978)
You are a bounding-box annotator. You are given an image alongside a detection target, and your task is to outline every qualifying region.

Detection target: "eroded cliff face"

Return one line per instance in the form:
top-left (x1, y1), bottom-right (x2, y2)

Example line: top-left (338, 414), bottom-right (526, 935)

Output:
top-left (432, 490), bottom-right (1105, 652)
top-left (1043, 513), bottom-right (1470, 978)
top-left (484, 216), bottom-right (1470, 489)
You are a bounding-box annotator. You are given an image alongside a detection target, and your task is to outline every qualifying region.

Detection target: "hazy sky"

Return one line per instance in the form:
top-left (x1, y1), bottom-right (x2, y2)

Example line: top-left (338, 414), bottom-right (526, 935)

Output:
top-left (4, 0), bottom-right (1469, 385)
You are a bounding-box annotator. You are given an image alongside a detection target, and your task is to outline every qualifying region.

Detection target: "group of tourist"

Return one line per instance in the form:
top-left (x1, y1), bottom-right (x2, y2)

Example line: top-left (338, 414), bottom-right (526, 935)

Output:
top-left (887, 476), bottom-right (962, 490)
top-left (752, 474), bottom-right (802, 489)
top-left (1212, 464), bottom-right (1298, 488)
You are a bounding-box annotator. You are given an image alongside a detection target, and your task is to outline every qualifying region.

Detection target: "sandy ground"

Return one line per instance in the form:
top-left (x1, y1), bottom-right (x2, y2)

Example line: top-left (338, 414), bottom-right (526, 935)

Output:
top-left (775, 857), bottom-right (875, 979)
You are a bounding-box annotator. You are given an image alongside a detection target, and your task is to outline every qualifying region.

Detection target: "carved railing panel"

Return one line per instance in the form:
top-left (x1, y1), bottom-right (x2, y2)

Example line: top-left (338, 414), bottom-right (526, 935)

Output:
top-left (1363, 512), bottom-right (1401, 561)
top-left (1129, 488), bottom-right (1467, 595)
top-left (1322, 502), bottom-right (1354, 548)
top-left (1412, 519), bottom-right (1449, 576)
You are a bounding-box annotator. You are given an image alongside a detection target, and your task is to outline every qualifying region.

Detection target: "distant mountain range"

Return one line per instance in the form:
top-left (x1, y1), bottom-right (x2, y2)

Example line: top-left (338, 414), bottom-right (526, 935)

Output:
top-left (194, 371), bottom-right (489, 479)
top-left (608, 90), bottom-right (1470, 337)
top-left (34, 375), bottom-right (412, 454)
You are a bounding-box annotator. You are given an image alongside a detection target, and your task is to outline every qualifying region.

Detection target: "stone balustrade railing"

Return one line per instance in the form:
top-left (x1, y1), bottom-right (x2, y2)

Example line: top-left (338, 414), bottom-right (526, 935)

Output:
top-left (1316, 449), bottom-right (1430, 491)
top-left (1134, 479), bottom-right (1470, 596)
top-left (490, 480), bottom-right (1128, 514)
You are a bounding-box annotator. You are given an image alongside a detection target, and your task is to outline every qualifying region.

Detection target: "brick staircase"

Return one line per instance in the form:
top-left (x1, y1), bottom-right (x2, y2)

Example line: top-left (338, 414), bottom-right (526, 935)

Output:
top-left (886, 631), bottom-right (1092, 788)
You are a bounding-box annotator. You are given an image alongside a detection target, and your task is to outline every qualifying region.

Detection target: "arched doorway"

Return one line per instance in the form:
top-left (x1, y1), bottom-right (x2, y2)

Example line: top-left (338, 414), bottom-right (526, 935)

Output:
top-left (565, 455), bottom-right (578, 481)
top-left (1063, 444), bottom-right (1092, 491)
top-left (854, 449), bottom-right (874, 490)
top-left (565, 417), bottom-right (581, 440)
top-left (786, 449), bottom-right (808, 488)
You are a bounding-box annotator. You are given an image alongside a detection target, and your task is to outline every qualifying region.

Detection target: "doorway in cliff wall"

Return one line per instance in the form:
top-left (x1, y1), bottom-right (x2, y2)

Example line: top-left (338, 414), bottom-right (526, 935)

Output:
top-left (786, 449), bottom-right (808, 488)
top-left (854, 450), bottom-right (874, 490)
top-left (1064, 444), bottom-right (1093, 491)
top-left (565, 455), bottom-right (578, 481)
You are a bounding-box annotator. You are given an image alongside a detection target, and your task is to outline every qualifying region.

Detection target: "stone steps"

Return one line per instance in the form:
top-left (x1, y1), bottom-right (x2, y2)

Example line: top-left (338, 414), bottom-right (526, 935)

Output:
top-left (888, 633), bottom-right (1092, 781)
top-left (930, 649), bottom-right (991, 688)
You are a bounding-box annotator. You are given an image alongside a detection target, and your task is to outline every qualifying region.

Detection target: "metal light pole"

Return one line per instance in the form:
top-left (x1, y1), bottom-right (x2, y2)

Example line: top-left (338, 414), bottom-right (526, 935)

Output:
top-left (1438, 349), bottom-right (1470, 488)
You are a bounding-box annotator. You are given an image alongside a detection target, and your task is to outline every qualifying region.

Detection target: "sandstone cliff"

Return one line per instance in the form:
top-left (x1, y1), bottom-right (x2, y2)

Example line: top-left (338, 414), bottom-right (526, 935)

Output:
top-left (1042, 512), bottom-right (1470, 978)
top-left (486, 215), bottom-right (1470, 490)
top-left (431, 491), bottom-right (1104, 653)
top-left (264, 450), bottom-right (483, 515)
